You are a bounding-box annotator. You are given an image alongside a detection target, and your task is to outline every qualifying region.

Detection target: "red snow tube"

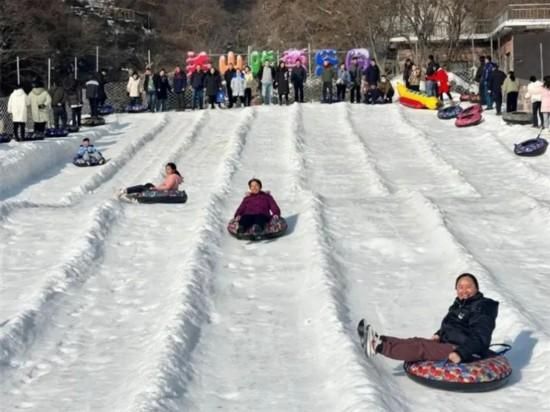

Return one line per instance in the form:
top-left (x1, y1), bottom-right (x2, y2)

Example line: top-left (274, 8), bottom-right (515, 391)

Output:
top-left (455, 104), bottom-right (483, 127)
top-left (404, 345), bottom-right (512, 392)
top-left (399, 97), bottom-right (426, 109)
top-left (455, 112), bottom-right (482, 127)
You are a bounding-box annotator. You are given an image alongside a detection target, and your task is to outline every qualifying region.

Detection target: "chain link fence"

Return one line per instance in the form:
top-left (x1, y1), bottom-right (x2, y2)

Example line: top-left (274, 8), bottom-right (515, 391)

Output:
top-left (0, 79), bottom-right (327, 134)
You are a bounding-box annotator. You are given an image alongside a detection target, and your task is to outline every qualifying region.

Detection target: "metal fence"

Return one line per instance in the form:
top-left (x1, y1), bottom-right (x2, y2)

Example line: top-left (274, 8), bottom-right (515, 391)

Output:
top-left (0, 78), bottom-right (328, 134)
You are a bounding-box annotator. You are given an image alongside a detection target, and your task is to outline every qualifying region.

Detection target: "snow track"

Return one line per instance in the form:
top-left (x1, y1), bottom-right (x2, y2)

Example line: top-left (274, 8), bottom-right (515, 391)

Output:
top-left (1, 104), bottom-right (549, 411)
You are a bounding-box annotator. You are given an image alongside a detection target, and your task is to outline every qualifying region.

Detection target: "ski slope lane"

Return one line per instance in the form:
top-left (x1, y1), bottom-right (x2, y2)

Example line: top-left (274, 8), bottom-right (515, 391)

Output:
top-left (0, 110), bottom-right (247, 412)
top-left (172, 104), bottom-right (387, 412)
top-left (349, 104), bottom-right (479, 198)
top-left (0, 112), bottom-right (205, 363)
top-left (398, 106), bottom-right (550, 200)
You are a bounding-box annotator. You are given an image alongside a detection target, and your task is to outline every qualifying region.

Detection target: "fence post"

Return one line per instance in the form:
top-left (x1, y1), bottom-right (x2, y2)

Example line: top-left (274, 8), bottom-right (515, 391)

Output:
top-left (148, 49), bottom-right (151, 66)
top-left (308, 43), bottom-right (312, 77)
top-left (96, 46), bottom-right (99, 72)
top-left (247, 45), bottom-right (251, 64)
top-left (16, 56), bottom-right (20, 85)
top-left (47, 58), bottom-right (51, 89)
top-left (75, 56), bottom-right (78, 80)
top-left (540, 42), bottom-right (544, 80)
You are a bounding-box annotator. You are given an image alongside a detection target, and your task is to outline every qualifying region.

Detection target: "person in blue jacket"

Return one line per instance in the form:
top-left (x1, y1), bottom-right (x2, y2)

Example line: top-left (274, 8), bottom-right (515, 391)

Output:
top-left (482, 56), bottom-right (496, 109)
top-left (73, 137), bottom-right (105, 166)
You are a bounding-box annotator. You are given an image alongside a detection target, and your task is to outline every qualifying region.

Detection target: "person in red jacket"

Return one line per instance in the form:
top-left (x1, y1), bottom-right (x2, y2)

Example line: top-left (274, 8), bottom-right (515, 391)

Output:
top-left (435, 66), bottom-right (452, 102)
top-left (234, 178), bottom-right (281, 234)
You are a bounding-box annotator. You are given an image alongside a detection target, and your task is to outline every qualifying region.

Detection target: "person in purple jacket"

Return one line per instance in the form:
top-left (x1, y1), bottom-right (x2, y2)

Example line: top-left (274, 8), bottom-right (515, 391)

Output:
top-left (234, 178), bottom-right (281, 234)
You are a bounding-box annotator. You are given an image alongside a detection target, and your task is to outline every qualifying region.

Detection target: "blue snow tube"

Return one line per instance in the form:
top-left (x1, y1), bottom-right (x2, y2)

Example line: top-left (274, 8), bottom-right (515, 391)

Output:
top-left (45, 128), bottom-right (69, 138)
top-left (437, 105), bottom-right (463, 120)
top-left (98, 104), bottom-right (115, 116)
top-left (404, 344), bottom-right (512, 392)
top-left (0, 133), bottom-right (12, 143)
top-left (514, 137), bottom-right (548, 157)
top-left (126, 103), bottom-right (148, 113)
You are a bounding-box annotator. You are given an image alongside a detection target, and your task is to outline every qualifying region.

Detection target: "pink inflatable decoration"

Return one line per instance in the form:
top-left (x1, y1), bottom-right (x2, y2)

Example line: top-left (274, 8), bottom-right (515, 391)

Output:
top-left (281, 49), bottom-right (308, 69)
top-left (345, 48), bottom-right (370, 71)
top-left (185, 51), bottom-right (211, 76)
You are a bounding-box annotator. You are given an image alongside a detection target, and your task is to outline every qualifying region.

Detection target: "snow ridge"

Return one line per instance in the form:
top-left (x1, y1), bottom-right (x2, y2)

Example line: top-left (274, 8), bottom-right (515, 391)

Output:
top-left (0, 199), bottom-right (124, 366)
top-left (406, 190), bottom-right (550, 337)
top-left (395, 105), bottom-right (480, 197)
top-left (133, 109), bottom-right (256, 412)
top-left (287, 104), bottom-right (400, 410)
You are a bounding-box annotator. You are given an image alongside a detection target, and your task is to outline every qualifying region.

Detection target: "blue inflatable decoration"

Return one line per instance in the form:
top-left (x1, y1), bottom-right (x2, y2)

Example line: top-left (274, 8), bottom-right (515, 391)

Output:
top-left (437, 105), bottom-right (463, 120)
top-left (514, 136), bottom-right (548, 157)
top-left (45, 128), bottom-right (69, 138)
top-left (314, 49), bottom-right (338, 76)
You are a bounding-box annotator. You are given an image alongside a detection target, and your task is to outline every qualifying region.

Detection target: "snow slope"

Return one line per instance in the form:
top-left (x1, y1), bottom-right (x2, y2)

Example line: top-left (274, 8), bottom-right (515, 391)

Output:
top-left (1, 105), bottom-right (549, 411)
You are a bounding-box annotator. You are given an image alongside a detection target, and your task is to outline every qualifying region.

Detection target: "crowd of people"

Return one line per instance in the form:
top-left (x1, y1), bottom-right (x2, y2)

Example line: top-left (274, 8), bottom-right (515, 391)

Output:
top-left (473, 55), bottom-right (550, 128)
top-left (5, 72), bottom-right (108, 140)
top-left (124, 56), bottom-right (395, 111)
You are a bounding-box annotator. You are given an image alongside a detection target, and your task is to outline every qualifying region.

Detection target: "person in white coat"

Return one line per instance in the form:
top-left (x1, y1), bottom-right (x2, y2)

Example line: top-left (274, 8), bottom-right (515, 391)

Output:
top-left (7, 85), bottom-right (30, 141)
top-left (29, 80), bottom-right (52, 135)
top-left (526, 75), bottom-right (544, 128)
top-left (230, 69), bottom-right (246, 107)
top-left (126, 71), bottom-right (143, 105)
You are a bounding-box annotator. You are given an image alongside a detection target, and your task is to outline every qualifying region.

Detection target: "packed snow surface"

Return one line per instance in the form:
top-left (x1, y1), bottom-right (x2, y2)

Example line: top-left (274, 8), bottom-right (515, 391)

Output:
top-left (1, 105), bottom-right (549, 411)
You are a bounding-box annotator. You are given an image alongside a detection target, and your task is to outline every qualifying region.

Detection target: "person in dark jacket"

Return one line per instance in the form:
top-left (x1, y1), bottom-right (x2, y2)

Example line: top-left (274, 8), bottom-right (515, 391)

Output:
top-left (85, 76), bottom-right (100, 118)
top-left (403, 58), bottom-right (413, 89)
top-left (358, 273), bottom-right (499, 364)
top-left (224, 63), bottom-right (237, 108)
top-left (425, 55), bottom-right (439, 97)
top-left (173, 66), bottom-right (188, 111)
top-left (365, 59), bottom-right (381, 88)
top-left (205, 67), bottom-right (222, 109)
top-left (274, 61), bottom-right (290, 105)
top-left (190, 65), bottom-right (205, 110)
top-left (98, 70), bottom-right (108, 107)
top-left (291, 60), bottom-right (307, 103)
top-left (320, 60), bottom-right (336, 103)
top-left (144, 67), bottom-right (160, 112)
top-left (474, 55), bottom-right (486, 105)
top-left (482, 56), bottom-right (496, 109)
top-left (488, 64), bottom-right (506, 115)
top-left (66, 79), bottom-right (83, 127)
top-left (234, 178), bottom-right (281, 234)
top-left (49, 80), bottom-right (67, 130)
top-left (156, 69), bottom-right (172, 112)
top-left (349, 57), bottom-right (363, 103)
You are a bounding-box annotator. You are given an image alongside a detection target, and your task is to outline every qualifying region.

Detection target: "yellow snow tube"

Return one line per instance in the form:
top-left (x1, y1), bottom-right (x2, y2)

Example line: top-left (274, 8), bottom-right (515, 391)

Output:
top-left (397, 83), bottom-right (440, 110)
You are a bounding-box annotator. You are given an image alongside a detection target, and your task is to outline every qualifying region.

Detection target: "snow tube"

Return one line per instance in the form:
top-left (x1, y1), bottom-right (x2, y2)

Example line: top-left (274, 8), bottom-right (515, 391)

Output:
top-left (459, 104), bottom-right (483, 117)
top-left (514, 137), bottom-right (548, 156)
top-left (0, 133), bottom-right (12, 143)
top-left (73, 157), bottom-right (106, 167)
top-left (126, 103), bottom-right (148, 113)
top-left (503, 111), bottom-right (532, 125)
top-left (124, 190), bottom-right (188, 204)
top-left (23, 132), bottom-right (45, 141)
top-left (455, 111), bottom-right (482, 127)
top-left (438, 105), bottom-right (463, 119)
top-left (227, 216), bottom-right (288, 241)
top-left (397, 83), bottom-right (440, 110)
top-left (404, 345), bottom-right (512, 392)
top-left (460, 93), bottom-right (480, 103)
top-left (81, 117), bottom-right (106, 127)
top-left (98, 104), bottom-right (115, 116)
top-left (45, 128), bottom-right (69, 138)
top-left (400, 96), bottom-right (426, 109)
